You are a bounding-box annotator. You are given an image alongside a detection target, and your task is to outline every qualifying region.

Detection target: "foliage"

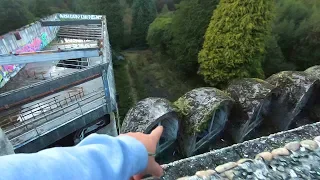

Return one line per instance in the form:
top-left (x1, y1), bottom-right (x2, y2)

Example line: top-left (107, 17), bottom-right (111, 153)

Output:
top-left (123, 50), bottom-right (200, 101)
top-left (147, 13), bottom-right (173, 53)
top-left (89, 0), bottom-right (124, 50)
top-left (125, 0), bottom-right (134, 7)
top-left (198, 0), bottom-right (275, 87)
top-left (32, 0), bottom-right (51, 18)
top-left (0, 0), bottom-right (34, 35)
top-left (131, 0), bottom-right (157, 47)
top-left (113, 59), bottom-right (134, 122)
top-left (263, 36), bottom-right (296, 77)
top-left (169, 0), bottom-right (219, 75)
top-left (270, 0), bottom-right (320, 71)
top-left (28, 0), bottom-right (73, 18)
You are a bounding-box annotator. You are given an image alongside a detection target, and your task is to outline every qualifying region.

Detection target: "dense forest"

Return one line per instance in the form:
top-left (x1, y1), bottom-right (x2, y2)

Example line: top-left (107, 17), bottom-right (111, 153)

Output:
top-left (0, 0), bottom-right (319, 118)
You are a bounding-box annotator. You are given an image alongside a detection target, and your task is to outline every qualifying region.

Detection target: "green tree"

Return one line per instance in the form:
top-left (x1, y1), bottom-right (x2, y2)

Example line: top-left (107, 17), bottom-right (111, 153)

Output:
top-left (72, 0), bottom-right (91, 13)
top-left (90, 0), bottom-right (124, 49)
top-left (263, 36), bottom-right (296, 77)
top-left (131, 0), bottom-right (157, 47)
top-left (271, 0), bottom-right (320, 71)
top-left (147, 13), bottom-right (173, 52)
top-left (169, 0), bottom-right (219, 75)
top-left (198, 0), bottom-right (274, 87)
top-left (0, 0), bottom-right (34, 35)
top-left (125, 0), bottom-right (134, 7)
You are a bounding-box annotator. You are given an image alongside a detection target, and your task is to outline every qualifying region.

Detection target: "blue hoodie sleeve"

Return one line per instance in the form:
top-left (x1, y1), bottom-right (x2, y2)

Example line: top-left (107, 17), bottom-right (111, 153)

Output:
top-left (0, 134), bottom-right (148, 180)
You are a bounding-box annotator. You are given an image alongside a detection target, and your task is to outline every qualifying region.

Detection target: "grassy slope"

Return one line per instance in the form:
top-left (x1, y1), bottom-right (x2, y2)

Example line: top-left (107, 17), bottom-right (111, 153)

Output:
top-left (115, 0), bottom-right (202, 124)
top-left (114, 49), bottom-right (202, 125)
top-left (123, 50), bottom-right (201, 101)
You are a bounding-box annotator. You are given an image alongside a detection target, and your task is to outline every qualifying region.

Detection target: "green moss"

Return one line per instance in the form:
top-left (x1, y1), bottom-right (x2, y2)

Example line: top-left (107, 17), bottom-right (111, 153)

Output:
top-left (174, 88), bottom-right (233, 135)
top-left (253, 78), bottom-right (267, 84)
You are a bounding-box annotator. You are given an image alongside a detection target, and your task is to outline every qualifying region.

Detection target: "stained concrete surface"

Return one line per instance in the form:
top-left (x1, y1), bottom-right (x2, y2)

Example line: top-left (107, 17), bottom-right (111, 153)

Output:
top-left (161, 122), bottom-right (320, 179)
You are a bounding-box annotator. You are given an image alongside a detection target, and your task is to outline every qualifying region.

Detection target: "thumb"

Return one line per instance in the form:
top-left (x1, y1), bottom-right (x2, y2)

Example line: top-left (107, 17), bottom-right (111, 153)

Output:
top-left (150, 126), bottom-right (163, 142)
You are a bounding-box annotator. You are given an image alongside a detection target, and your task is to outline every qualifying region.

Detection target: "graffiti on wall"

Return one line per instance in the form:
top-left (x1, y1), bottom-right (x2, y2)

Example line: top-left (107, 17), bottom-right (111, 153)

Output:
top-left (15, 33), bottom-right (48, 54)
top-left (0, 66), bottom-right (6, 86)
top-left (2, 65), bottom-right (15, 72)
top-left (0, 33), bottom-right (49, 88)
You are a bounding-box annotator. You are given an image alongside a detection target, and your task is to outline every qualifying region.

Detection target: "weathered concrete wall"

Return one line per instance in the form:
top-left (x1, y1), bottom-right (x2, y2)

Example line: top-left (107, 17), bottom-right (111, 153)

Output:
top-left (0, 14), bottom-right (59, 88)
top-left (0, 128), bottom-right (14, 156)
top-left (162, 122), bottom-right (320, 179)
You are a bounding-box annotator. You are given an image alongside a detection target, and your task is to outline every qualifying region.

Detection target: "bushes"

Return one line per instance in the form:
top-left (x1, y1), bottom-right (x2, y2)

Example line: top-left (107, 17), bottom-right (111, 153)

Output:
top-left (198, 0), bottom-right (274, 87)
top-left (270, 0), bottom-right (320, 71)
top-left (147, 13), bottom-right (173, 53)
top-left (170, 0), bottom-right (219, 75)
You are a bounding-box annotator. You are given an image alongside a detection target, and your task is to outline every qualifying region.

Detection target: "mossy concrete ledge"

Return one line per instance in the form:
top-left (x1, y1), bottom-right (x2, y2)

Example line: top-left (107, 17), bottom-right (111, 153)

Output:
top-left (121, 97), bottom-right (177, 133)
top-left (174, 87), bottom-right (234, 157)
top-left (226, 78), bottom-right (275, 143)
top-left (266, 71), bottom-right (320, 131)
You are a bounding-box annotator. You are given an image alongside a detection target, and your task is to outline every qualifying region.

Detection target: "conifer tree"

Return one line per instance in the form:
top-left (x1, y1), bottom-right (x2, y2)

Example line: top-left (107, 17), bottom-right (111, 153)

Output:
top-left (131, 0), bottom-right (157, 47)
top-left (198, 0), bottom-right (274, 87)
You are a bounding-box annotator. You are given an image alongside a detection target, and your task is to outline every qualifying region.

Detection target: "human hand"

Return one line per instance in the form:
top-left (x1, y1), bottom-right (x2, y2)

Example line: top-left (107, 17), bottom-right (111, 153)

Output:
top-left (121, 126), bottom-right (164, 180)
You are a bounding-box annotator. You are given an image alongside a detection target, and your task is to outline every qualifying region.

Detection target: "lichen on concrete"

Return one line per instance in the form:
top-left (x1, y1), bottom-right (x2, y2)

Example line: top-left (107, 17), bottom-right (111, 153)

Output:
top-left (121, 97), bottom-right (177, 133)
top-left (161, 122), bottom-right (320, 179)
top-left (226, 78), bottom-right (275, 142)
top-left (266, 71), bottom-right (320, 130)
top-left (305, 65), bottom-right (320, 79)
top-left (174, 87), bottom-right (234, 157)
top-left (174, 87), bottom-right (234, 134)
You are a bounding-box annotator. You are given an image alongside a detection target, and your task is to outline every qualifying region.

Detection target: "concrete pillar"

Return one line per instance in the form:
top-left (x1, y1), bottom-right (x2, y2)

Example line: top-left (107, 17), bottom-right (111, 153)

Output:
top-left (0, 128), bottom-right (14, 156)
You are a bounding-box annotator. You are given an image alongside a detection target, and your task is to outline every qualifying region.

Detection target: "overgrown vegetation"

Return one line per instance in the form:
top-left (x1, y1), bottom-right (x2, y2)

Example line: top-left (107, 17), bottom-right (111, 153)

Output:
top-left (123, 50), bottom-right (199, 101)
top-left (264, 0), bottom-right (320, 75)
top-left (0, 0), bottom-right (35, 35)
top-left (113, 59), bottom-right (135, 121)
top-left (147, 13), bottom-right (173, 53)
top-left (1, 0), bottom-right (319, 121)
top-left (131, 0), bottom-right (157, 47)
top-left (169, 0), bottom-right (219, 75)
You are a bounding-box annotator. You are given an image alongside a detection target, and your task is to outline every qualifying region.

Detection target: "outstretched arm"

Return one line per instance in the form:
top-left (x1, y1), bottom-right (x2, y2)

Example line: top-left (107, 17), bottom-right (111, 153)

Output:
top-left (0, 126), bottom-right (164, 180)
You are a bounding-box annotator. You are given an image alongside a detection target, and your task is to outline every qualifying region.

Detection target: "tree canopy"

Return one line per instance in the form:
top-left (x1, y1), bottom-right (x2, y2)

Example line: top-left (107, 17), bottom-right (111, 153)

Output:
top-left (198, 0), bottom-right (274, 87)
top-left (272, 0), bottom-right (320, 71)
top-left (169, 0), bottom-right (219, 75)
top-left (0, 0), bottom-right (34, 35)
top-left (147, 13), bottom-right (173, 52)
top-left (131, 0), bottom-right (157, 47)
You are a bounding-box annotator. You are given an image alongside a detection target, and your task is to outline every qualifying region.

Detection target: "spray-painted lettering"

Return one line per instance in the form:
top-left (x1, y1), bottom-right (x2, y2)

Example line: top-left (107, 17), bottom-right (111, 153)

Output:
top-left (0, 74), bottom-right (3, 83)
top-left (59, 14), bottom-right (102, 20)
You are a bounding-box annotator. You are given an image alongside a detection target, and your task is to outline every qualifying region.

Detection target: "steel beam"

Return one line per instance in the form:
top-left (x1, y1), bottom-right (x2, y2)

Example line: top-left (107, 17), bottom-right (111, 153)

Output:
top-left (41, 20), bottom-right (102, 26)
top-left (14, 105), bottom-right (109, 153)
top-left (0, 48), bottom-right (101, 65)
top-left (57, 35), bottom-right (101, 40)
top-left (58, 32), bottom-right (102, 37)
top-left (0, 63), bottom-right (108, 111)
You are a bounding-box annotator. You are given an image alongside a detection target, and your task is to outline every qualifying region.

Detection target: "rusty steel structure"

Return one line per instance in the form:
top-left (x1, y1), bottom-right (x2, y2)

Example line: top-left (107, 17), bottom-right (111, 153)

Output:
top-left (0, 14), bottom-right (118, 153)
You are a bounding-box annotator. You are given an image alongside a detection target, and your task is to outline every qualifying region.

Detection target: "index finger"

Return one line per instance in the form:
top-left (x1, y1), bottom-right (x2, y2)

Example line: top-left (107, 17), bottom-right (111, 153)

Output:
top-left (150, 126), bottom-right (163, 142)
